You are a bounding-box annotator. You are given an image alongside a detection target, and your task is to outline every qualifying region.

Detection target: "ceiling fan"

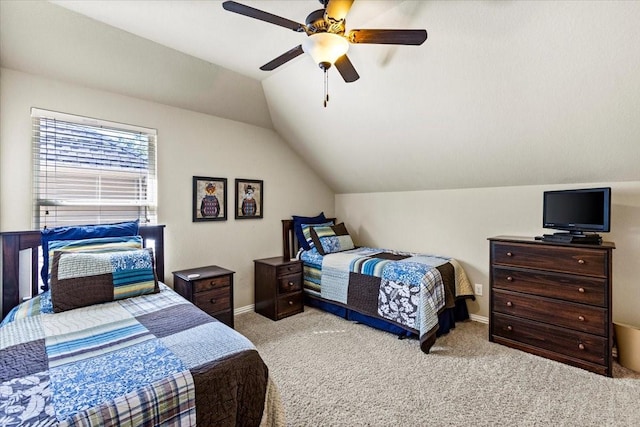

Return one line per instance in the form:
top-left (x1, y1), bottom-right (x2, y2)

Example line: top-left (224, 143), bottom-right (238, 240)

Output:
top-left (222, 0), bottom-right (427, 106)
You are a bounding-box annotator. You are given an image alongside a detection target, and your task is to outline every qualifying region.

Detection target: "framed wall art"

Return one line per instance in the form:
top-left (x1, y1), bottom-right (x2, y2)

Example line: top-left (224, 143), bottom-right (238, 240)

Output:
top-left (235, 178), bottom-right (263, 219)
top-left (193, 176), bottom-right (227, 222)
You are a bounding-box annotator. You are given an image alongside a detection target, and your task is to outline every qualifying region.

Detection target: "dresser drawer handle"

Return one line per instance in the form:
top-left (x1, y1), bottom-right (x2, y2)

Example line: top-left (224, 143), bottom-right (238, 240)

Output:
top-left (506, 301), bottom-right (513, 307)
top-left (506, 252), bottom-right (513, 257)
top-left (506, 276), bottom-right (513, 282)
top-left (210, 298), bottom-right (217, 304)
top-left (578, 287), bottom-right (585, 293)
top-left (288, 300), bottom-right (294, 306)
top-left (288, 266), bottom-right (293, 271)
top-left (578, 315), bottom-right (585, 321)
top-left (578, 343), bottom-right (585, 350)
top-left (210, 281), bottom-right (217, 287)
top-left (507, 325), bottom-right (513, 331)
top-left (578, 259), bottom-right (585, 264)
top-left (288, 281), bottom-right (294, 286)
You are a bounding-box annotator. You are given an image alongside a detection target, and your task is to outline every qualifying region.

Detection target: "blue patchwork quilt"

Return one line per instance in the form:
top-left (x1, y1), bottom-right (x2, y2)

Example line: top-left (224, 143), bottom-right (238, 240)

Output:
top-left (0, 284), bottom-right (269, 426)
top-left (301, 247), bottom-right (475, 352)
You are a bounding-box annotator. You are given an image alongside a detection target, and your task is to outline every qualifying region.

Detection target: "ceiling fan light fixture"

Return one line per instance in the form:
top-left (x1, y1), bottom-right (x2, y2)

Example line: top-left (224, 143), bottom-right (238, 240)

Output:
top-left (302, 32), bottom-right (349, 69)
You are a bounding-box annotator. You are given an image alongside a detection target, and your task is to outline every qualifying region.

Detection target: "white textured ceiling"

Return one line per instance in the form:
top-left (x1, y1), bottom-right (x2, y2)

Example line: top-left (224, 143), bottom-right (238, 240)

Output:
top-left (6, 1), bottom-right (640, 193)
top-left (49, 0), bottom-right (404, 81)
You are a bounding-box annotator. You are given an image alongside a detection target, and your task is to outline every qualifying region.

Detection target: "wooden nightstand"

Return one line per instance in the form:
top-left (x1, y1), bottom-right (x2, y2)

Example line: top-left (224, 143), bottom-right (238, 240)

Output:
top-left (173, 265), bottom-right (235, 328)
top-left (254, 256), bottom-right (303, 320)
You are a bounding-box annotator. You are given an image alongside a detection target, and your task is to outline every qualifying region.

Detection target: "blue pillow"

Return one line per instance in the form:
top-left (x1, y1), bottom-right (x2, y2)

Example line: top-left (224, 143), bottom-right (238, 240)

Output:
top-left (309, 223), bottom-right (355, 255)
top-left (293, 213), bottom-right (327, 251)
top-left (40, 220), bottom-right (140, 289)
top-left (301, 221), bottom-right (334, 251)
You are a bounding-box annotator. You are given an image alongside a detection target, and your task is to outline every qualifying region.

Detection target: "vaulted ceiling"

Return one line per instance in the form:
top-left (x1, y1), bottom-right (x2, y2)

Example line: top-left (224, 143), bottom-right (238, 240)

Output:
top-left (2, 1), bottom-right (640, 193)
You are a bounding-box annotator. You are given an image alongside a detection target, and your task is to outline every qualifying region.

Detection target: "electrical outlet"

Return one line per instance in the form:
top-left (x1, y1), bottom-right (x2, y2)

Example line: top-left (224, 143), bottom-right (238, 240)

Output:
top-left (474, 283), bottom-right (483, 296)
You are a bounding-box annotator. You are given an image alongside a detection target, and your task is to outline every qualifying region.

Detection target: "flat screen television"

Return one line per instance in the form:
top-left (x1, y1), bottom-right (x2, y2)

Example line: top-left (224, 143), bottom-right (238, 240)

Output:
top-left (542, 187), bottom-right (611, 236)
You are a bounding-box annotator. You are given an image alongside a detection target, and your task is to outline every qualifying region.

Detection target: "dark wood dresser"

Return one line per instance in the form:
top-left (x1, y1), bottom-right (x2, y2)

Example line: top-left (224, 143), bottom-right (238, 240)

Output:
top-left (254, 256), bottom-right (304, 320)
top-left (173, 265), bottom-right (235, 328)
top-left (488, 236), bottom-right (615, 376)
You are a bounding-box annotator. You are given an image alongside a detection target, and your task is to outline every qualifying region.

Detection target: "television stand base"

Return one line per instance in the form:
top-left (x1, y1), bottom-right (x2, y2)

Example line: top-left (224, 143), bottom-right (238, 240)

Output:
top-left (541, 233), bottom-right (602, 245)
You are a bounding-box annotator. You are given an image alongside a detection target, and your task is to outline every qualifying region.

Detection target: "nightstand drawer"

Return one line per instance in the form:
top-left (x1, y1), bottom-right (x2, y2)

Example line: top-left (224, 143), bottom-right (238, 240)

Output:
top-left (194, 276), bottom-right (230, 293)
top-left (276, 262), bottom-right (302, 277)
top-left (277, 292), bottom-right (303, 318)
top-left (278, 273), bottom-right (302, 294)
top-left (194, 287), bottom-right (231, 315)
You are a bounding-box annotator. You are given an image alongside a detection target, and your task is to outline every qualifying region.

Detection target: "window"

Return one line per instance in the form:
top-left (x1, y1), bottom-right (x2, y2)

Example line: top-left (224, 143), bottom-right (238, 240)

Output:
top-left (31, 108), bottom-right (157, 229)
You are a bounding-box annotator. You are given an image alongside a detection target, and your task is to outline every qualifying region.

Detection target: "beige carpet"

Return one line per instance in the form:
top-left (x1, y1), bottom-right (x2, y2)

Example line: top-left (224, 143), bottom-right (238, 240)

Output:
top-left (236, 307), bottom-right (640, 427)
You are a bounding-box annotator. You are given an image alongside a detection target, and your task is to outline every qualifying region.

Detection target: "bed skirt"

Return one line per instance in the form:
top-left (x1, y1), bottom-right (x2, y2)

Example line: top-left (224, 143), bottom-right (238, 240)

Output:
top-left (304, 294), bottom-right (470, 339)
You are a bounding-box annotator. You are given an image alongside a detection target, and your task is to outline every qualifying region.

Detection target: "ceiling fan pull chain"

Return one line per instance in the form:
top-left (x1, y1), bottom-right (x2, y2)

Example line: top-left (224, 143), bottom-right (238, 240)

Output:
top-left (323, 67), bottom-right (329, 108)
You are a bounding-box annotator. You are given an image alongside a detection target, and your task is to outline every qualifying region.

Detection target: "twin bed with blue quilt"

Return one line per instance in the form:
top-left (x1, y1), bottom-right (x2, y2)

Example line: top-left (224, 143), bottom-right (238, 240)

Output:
top-left (1, 223), bottom-right (281, 426)
top-left (283, 216), bottom-right (475, 353)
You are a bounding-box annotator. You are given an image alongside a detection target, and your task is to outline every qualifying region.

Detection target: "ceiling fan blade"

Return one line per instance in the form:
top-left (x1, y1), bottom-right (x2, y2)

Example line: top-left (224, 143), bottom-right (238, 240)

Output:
top-left (222, 1), bottom-right (306, 32)
top-left (325, 0), bottom-right (354, 22)
top-left (347, 29), bottom-right (428, 45)
top-left (260, 45), bottom-right (305, 71)
top-left (334, 54), bottom-right (360, 83)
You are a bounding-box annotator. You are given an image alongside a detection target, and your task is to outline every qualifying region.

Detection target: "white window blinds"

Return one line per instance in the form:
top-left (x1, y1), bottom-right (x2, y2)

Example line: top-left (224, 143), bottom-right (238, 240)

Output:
top-left (31, 108), bottom-right (157, 229)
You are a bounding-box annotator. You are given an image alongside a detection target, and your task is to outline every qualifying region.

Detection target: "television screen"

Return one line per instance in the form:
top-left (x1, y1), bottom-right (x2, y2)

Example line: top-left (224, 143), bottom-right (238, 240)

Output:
top-left (543, 187), bottom-right (611, 234)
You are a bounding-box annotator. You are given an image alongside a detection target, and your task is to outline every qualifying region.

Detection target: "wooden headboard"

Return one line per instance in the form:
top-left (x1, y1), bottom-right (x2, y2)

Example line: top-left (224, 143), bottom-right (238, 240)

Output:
top-left (1, 225), bottom-right (166, 319)
top-left (282, 220), bottom-right (296, 260)
top-left (281, 218), bottom-right (336, 260)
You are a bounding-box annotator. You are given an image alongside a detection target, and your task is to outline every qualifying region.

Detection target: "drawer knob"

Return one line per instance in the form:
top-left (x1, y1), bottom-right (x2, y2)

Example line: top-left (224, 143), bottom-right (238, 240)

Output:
top-left (507, 325), bottom-right (513, 331)
top-left (210, 298), bottom-right (217, 304)
top-left (578, 287), bottom-right (585, 293)
top-left (578, 315), bottom-right (585, 321)
top-left (506, 252), bottom-right (513, 257)
top-left (578, 343), bottom-right (585, 350)
top-left (578, 259), bottom-right (585, 264)
top-left (288, 300), bottom-right (294, 305)
top-left (288, 266), bottom-right (293, 271)
top-left (210, 281), bottom-right (216, 286)
top-left (506, 301), bottom-right (513, 307)
top-left (288, 281), bottom-right (294, 286)
top-left (507, 276), bottom-right (513, 282)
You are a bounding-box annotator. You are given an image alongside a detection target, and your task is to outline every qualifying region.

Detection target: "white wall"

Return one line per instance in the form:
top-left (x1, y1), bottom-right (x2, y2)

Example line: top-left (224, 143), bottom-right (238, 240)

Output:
top-left (0, 67), bottom-right (335, 309)
top-left (336, 182), bottom-right (640, 326)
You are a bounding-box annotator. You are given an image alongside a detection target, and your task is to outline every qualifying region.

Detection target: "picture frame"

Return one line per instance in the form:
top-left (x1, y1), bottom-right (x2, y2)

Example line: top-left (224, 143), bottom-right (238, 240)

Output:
top-left (193, 176), bottom-right (227, 222)
top-left (235, 178), bottom-right (263, 219)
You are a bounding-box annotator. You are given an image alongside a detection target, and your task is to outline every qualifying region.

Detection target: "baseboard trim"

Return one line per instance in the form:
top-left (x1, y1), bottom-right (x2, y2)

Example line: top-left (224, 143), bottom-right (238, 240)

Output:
top-left (470, 313), bottom-right (489, 324)
top-left (234, 304), bottom-right (254, 316)
top-left (236, 304), bottom-right (490, 325)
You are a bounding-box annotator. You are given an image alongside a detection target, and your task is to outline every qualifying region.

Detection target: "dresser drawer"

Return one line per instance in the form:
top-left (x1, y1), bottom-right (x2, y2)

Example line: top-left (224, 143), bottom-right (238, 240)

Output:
top-left (493, 289), bottom-right (607, 336)
top-left (193, 275), bottom-right (231, 293)
top-left (278, 273), bottom-right (302, 294)
top-left (277, 292), bottom-right (303, 318)
top-left (492, 243), bottom-right (607, 277)
top-left (194, 287), bottom-right (231, 315)
top-left (276, 262), bottom-right (302, 277)
top-left (492, 266), bottom-right (606, 306)
top-left (493, 313), bottom-right (607, 365)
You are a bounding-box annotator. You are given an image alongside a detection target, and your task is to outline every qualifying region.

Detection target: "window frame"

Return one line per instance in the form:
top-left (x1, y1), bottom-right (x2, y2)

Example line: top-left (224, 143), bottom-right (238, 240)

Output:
top-left (31, 108), bottom-right (158, 229)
